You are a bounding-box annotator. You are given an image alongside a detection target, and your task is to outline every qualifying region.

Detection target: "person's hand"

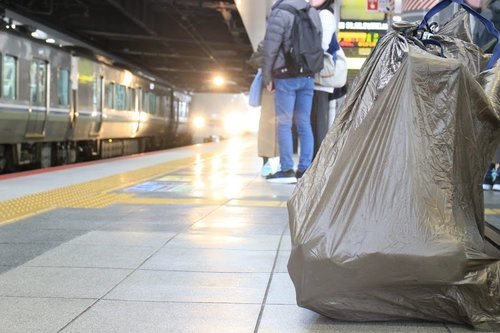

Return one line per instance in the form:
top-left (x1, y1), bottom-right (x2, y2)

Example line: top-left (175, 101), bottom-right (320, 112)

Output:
top-left (267, 81), bottom-right (275, 93)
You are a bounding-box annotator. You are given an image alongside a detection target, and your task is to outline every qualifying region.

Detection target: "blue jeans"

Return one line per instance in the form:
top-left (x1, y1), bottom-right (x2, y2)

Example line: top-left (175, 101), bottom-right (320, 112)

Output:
top-left (274, 77), bottom-right (314, 172)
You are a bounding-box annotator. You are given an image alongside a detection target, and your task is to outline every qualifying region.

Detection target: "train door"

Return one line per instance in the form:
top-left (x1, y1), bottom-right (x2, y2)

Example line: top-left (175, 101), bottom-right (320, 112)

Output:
top-left (69, 56), bottom-right (78, 129)
top-left (135, 87), bottom-right (142, 133)
top-left (89, 76), bottom-right (104, 135)
top-left (173, 94), bottom-right (180, 135)
top-left (26, 59), bottom-right (48, 138)
top-left (166, 90), bottom-right (177, 142)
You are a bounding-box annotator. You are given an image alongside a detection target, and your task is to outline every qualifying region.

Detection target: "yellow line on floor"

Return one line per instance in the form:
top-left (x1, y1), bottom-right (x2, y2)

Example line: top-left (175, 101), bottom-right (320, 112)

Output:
top-left (156, 175), bottom-right (194, 182)
top-left (485, 208), bottom-right (500, 215)
top-left (118, 197), bottom-right (227, 206)
top-left (0, 154), bottom-right (211, 226)
top-left (117, 197), bottom-right (287, 208)
top-left (0, 140), bottom-right (289, 225)
top-left (227, 199), bottom-right (287, 207)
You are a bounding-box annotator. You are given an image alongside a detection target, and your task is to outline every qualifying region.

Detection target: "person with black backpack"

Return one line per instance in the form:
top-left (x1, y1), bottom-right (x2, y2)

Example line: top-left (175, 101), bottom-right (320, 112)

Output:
top-left (310, 0), bottom-right (338, 159)
top-left (262, 0), bottom-right (323, 184)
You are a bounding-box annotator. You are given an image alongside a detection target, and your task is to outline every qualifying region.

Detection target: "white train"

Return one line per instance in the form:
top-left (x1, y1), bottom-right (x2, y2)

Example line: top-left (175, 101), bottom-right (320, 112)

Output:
top-left (0, 27), bottom-right (192, 173)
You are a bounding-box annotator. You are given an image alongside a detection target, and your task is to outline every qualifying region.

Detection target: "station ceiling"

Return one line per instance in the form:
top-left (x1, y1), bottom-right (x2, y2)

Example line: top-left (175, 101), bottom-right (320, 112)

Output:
top-left (0, 0), bottom-right (254, 93)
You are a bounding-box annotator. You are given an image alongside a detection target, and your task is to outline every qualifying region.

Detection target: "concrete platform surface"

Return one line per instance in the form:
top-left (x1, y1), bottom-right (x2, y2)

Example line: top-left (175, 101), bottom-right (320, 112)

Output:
top-left (0, 139), bottom-right (498, 332)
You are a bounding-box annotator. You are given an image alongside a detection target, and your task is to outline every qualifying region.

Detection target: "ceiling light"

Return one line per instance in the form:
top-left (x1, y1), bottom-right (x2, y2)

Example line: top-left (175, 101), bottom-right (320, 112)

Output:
top-left (213, 76), bottom-right (225, 87)
top-left (31, 29), bottom-right (48, 40)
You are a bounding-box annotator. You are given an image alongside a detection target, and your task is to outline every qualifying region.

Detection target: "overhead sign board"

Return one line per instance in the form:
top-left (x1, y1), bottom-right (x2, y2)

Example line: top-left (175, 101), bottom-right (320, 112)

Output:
top-left (368, 0), bottom-right (395, 13)
top-left (342, 0), bottom-right (385, 21)
top-left (367, 0), bottom-right (379, 11)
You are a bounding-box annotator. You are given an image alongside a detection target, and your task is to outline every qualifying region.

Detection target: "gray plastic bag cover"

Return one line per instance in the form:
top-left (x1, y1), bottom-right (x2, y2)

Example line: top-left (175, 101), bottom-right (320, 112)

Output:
top-left (288, 12), bottom-right (500, 328)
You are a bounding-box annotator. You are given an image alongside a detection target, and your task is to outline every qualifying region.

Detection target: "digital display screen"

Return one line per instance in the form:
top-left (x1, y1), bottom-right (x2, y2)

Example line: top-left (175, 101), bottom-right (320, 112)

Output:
top-left (338, 31), bottom-right (381, 49)
top-left (341, 0), bottom-right (385, 21)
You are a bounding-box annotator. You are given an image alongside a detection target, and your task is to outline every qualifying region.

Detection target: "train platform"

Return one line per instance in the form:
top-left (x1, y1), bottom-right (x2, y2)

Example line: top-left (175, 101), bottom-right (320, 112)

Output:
top-left (0, 138), bottom-right (498, 333)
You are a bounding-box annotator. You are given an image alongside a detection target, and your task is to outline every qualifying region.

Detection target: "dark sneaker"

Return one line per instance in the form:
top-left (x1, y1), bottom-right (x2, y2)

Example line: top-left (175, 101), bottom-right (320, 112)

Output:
top-left (266, 169), bottom-right (297, 184)
top-left (296, 170), bottom-right (305, 179)
top-left (483, 167), bottom-right (494, 191)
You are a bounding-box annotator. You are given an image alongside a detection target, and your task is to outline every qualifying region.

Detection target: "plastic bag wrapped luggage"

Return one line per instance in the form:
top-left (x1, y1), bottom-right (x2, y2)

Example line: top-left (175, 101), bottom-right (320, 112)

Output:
top-left (287, 0), bottom-right (500, 329)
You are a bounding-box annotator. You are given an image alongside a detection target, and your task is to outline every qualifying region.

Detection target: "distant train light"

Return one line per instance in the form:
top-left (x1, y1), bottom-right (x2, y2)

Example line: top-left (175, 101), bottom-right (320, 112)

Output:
top-left (244, 111), bottom-right (260, 133)
top-left (224, 113), bottom-right (244, 136)
top-left (193, 116), bottom-right (206, 129)
top-left (213, 76), bottom-right (225, 87)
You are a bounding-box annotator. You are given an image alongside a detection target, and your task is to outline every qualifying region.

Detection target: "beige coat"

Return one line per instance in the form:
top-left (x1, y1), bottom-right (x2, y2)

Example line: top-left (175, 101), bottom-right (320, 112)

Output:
top-left (258, 89), bottom-right (279, 158)
top-left (249, 42), bottom-right (279, 158)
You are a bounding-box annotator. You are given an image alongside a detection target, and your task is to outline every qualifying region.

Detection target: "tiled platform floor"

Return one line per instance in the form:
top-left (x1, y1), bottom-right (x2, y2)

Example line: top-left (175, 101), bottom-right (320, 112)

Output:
top-left (0, 139), bottom-right (498, 332)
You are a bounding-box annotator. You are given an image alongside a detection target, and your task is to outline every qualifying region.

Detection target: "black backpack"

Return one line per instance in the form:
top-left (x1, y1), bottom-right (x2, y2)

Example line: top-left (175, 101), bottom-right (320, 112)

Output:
top-left (274, 4), bottom-right (324, 78)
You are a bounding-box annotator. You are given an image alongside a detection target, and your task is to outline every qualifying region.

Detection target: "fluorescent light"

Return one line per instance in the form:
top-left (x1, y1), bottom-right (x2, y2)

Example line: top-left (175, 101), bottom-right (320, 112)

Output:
top-left (31, 29), bottom-right (48, 39)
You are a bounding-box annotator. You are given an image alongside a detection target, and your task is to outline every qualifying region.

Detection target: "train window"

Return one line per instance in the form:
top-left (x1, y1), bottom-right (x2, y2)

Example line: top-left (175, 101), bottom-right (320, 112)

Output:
top-left (122, 87), bottom-right (130, 110)
top-left (145, 92), bottom-right (157, 115)
top-left (30, 60), bottom-right (47, 105)
top-left (2, 55), bottom-right (17, 100)
top-left (143, 92), bottom-right (148, 113)
top-left (165, 94), bottom-right (171, 116)
top-left (115, 84), bottom-right (126, 110)
top-left (92, 77), bottom-right (102, 111)
top-left (179, 101), bottom-right (187, 119)
top-left (157, 96), bottom-right (163, 117)
top-left (105, 82), bottom-right (114, 109)
top-left (137, 88), bottom-right (143, 112)
top-left (57, 69), bottom-right (70, 106)
top-left (173, 99), bottom-right (179, 120)
top-left (37, 62), bottom-right (47, 104)
top-left (160, 96), bottom-right (167, 118)
top-left (127, 87), bottom-right (135, 111)
top-left (30, 63), bottom-right (36, 103)
top-left (151, 93), bottom-right (157, 115)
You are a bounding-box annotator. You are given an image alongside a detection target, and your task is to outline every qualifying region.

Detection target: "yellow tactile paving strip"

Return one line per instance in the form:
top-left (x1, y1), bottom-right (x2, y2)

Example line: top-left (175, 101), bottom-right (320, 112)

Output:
top-left (0, 150), bottom-right (288, 226)
top-left (0, 155), bottom-right (201, 226)
top-left (485, 208), bottom-right (500, 215)
top-left (1, 145), bottom-right (496, 226)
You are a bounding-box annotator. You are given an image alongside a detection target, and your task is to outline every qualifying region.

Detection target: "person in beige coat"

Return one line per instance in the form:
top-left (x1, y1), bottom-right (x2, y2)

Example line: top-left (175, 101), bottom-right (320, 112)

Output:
top-left (248, 42), bottom-right (279, 176)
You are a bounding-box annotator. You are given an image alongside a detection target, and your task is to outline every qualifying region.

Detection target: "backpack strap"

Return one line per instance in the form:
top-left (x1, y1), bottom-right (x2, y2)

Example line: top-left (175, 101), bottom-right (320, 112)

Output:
top-left (277, 4), bottom-right (310, 15)
top-left (327, 33), bottom-right (340, 60)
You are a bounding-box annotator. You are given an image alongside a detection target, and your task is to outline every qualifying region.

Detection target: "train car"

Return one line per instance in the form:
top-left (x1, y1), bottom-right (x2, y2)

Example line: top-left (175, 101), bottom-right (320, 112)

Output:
top-left (0, 27), bottom-right (192, 173)
top-left (172, 91), bottom-right (193, 146)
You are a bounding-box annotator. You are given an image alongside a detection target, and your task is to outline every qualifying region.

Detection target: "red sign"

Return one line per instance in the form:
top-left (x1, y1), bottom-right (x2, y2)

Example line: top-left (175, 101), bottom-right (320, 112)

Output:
top-left (367, 0), bottom-right (379, 11)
